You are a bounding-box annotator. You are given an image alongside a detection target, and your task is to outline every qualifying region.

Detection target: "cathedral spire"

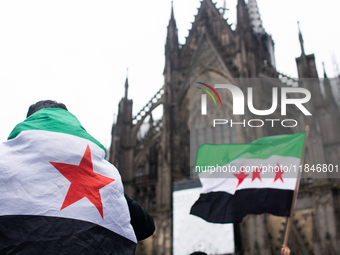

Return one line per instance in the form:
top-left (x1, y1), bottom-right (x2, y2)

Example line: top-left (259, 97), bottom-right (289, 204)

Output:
top-left (322, 62), bottom-right (334, 100)
top-left (170, 1), bottom-right (175, 23)
top-left (165, 1), bottom-right (179, 70)
top-left (323, 62), bottom-right (328, 78)
top-left (298, 21), bottom-right (305, 56)
top-left (167, 0), bottom-right (177, 38)
top-left (237, 0), bottom-right (246, 26)
top-left (222, 0), bottom-right (227, 17)
top-left (168, 0), bottom-right (177, 28)
top-left (295, 21), bottom-right (318, 78)
top-left (124, 68), bottom-right (129, 99)
top-left (247, 0), bottom-right (265, 34)
top-left (148, 112), bottom-right (154, 130)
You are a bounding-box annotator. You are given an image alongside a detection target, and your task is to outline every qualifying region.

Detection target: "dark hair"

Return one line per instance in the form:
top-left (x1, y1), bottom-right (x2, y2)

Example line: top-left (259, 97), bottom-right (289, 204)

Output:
top-left (189, 252), bottom-right (208, 255)
top-left (26, 100), bottom-right (68, 118)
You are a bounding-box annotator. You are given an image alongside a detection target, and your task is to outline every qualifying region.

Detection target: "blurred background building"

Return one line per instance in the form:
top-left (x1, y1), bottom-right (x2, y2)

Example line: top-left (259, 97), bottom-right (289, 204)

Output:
top-left (109, 0), bottom-right (340, 254)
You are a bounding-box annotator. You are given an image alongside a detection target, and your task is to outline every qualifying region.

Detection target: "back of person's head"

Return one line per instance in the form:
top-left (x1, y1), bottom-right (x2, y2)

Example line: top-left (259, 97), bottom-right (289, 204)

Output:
top-left (27, 100), bottom-right (68, 118)
top-left (189, 252), bottom-right (208, 255)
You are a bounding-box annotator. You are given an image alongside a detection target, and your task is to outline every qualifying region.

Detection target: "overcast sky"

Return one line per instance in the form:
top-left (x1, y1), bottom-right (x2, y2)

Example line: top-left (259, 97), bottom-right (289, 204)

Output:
top-left (0, 0), bottom-right (339, 148)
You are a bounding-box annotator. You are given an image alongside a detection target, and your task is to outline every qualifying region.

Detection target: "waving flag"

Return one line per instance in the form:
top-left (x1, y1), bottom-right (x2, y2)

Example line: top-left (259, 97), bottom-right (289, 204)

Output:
top-left (0, 108), bottom-right (136, 254)
top-left (190, 132), bottom-right (305, 223)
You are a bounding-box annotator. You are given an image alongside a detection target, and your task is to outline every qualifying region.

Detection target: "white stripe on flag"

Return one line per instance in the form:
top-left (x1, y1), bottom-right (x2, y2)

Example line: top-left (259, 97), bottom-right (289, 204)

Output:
top-left (199, 155), bottom-right (299, 195)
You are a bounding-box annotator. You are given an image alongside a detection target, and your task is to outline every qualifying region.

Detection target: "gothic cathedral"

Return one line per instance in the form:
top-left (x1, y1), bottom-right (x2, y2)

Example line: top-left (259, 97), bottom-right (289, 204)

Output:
top-left (110, 0), bottom-right (340, 254)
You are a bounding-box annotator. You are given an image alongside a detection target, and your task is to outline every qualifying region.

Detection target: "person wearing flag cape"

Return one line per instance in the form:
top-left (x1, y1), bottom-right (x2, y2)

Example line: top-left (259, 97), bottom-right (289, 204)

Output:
top-left (0, 100), bottom-right (155, 254)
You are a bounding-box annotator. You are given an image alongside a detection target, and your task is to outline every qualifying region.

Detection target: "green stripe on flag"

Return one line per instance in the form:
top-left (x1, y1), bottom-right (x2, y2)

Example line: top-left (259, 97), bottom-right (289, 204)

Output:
top-left (7, 108), bottom-right (106, 153)
top-left (196, 132), bottom-right (305, 169)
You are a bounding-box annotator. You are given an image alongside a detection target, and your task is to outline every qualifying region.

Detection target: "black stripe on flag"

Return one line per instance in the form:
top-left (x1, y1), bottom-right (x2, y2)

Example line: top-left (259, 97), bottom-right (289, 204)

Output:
top-left (190, 188), bottom-right (293, 223)
top-left (0, 215), bottom-right (136, 255)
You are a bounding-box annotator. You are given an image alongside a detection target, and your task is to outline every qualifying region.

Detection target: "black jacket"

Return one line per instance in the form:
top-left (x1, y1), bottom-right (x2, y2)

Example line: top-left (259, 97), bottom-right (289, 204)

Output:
top-left (125, 194), bottom-right (155, 241)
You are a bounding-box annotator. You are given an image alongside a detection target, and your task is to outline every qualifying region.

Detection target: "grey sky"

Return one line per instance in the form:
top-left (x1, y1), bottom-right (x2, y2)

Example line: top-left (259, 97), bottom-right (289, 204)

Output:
top-left (0, 0), bottom-right (339, 147)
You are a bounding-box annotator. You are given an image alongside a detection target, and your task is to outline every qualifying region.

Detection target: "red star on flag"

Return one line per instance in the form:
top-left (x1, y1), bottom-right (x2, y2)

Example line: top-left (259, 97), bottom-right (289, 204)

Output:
top-left (233, 166), bottom-right (249, 188)
top-left (274, 163), bottom-right (284, 183)
top-left (50, 145), bottom-right (115, 218)
top-left (251, 167), bottom-right (262, 182)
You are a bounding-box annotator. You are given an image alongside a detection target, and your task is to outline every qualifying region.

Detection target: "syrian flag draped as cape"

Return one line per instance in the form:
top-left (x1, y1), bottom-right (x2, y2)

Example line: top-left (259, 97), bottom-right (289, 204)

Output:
top-left (190, 132), bottom-right (305, 223)
top-left (0, 108), bottom-right (136, 254)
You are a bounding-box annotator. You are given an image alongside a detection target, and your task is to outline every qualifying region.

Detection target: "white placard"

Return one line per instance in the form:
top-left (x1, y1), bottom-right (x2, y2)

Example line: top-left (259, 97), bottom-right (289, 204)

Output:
top-left (173, 187), bottom-right (234, 255)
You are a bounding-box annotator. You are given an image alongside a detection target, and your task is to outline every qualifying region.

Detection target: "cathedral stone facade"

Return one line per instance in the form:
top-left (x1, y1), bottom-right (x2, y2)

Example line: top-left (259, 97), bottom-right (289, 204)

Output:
top-left (110, 0), bottom-right (340, 254)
